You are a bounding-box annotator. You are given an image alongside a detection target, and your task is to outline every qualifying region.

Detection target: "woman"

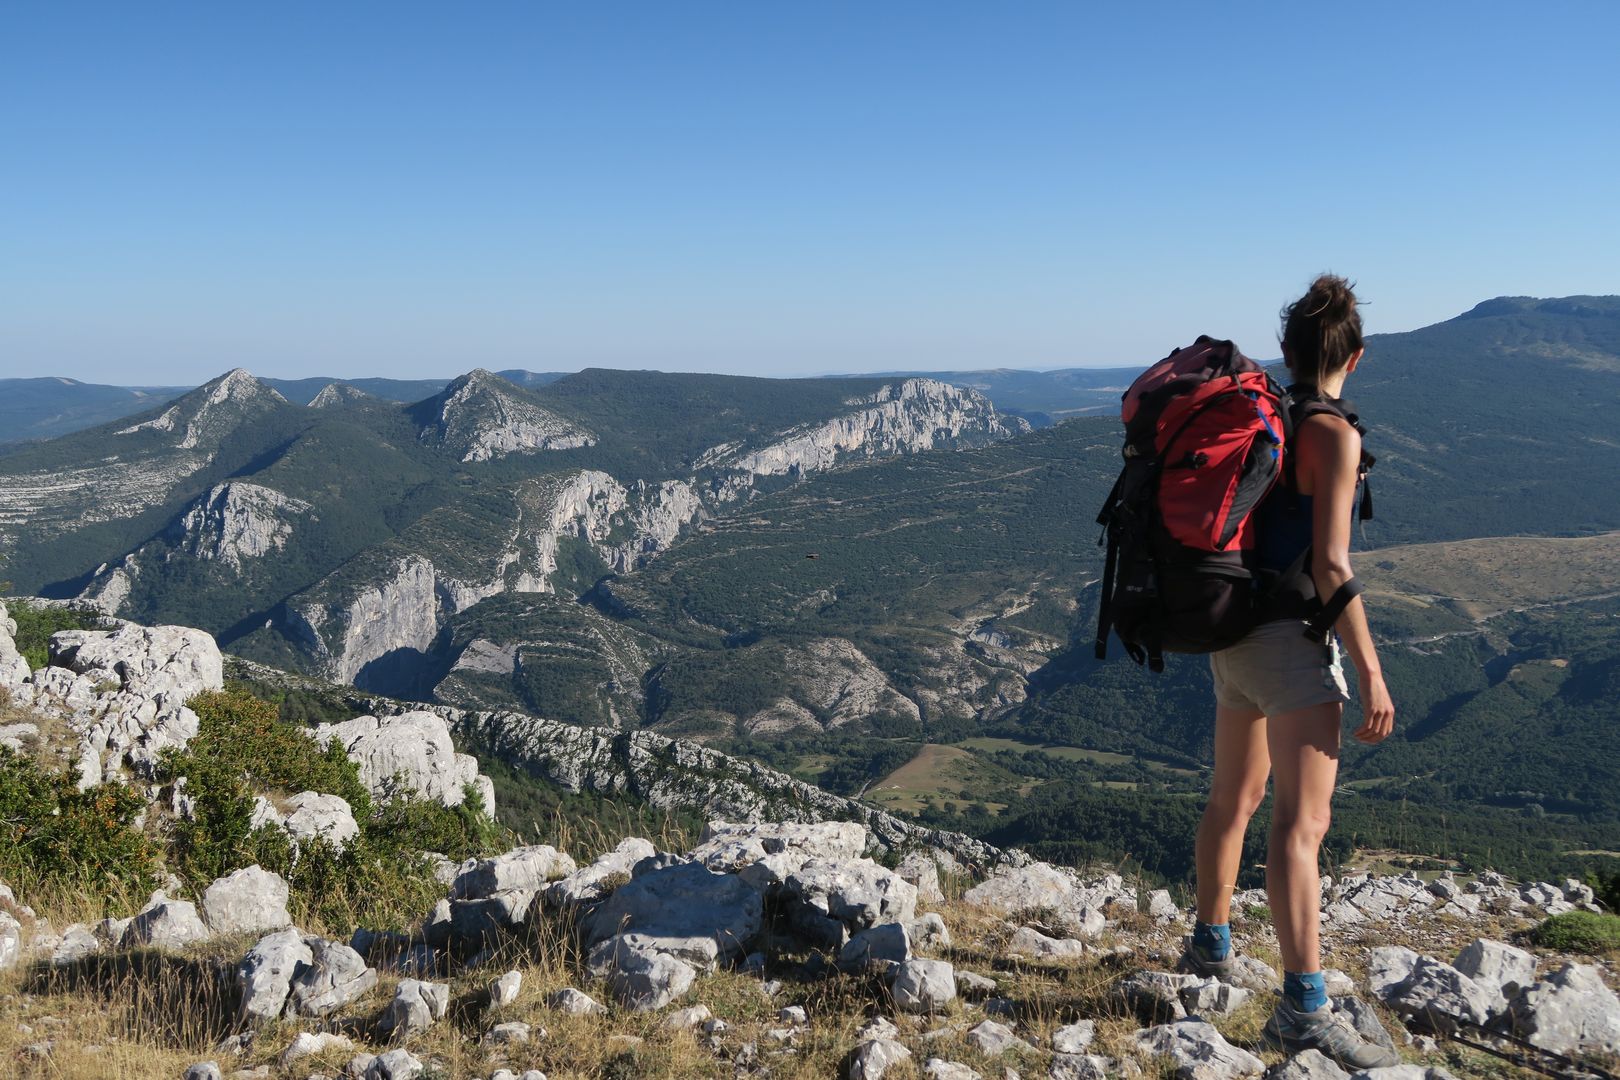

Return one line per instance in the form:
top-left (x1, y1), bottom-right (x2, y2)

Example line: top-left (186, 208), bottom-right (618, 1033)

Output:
top-left (1181, 275), bottom-right (1400, 1070)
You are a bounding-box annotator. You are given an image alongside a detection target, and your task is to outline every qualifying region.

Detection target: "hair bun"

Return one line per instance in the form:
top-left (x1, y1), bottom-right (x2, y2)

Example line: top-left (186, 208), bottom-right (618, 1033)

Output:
top-left (1281, 273), bottom-right (1364, 387)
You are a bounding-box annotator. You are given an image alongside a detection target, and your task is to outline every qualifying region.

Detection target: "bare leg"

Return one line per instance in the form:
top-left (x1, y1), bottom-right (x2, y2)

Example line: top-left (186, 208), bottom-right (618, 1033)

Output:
top-left (1265, 700), bottom-right (1343, 974)
top-left (1195, 703), bottom-right (1270, 925)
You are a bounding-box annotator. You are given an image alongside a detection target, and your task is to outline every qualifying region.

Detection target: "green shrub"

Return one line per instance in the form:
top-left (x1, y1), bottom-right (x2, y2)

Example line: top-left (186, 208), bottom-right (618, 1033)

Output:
top-left (1530, 911), bottom-right (1620, 955)
top-left (161, 687), bottom-right (508, 931)
top-left (0, 747), bottom-right (160, 896)
top-left (8, 601), bottom-right (102, 671)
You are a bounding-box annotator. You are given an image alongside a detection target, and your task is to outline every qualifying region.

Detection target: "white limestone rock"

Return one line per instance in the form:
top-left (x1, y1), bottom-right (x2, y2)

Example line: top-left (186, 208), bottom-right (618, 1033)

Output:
top-left (581, 860), bottom-right (763, 968)
top-left (842, 1038), bottom-right (912, 1080)
top-left (1133, 1018), bottom-right (1265, 1078)
top-left (279, 1031), bottom-right (353, 1067)
top-left (1269, 1049), bottom-right (1351, 1080)
top-left (922, 1060), bottom-right (982, 1080)
top-left (1451, 938), bottom-right (1536, 1020)
top-left (1051, 1021), bottom-right (1096, 1054)
top-left (601, 940), bottom-right (696, 1011)
top-left (122, 897), bottom-right (211, 950)
top-left (840, 922), bottom-right (911, 974)
top-left (379, 979), bottom-right (449, 1040)
top-left (282, 791), bottom-right (361, 851)
top-left (310, 711), bottom-right (495, 813)
top-left (549, 987), bottom-right (608, 1016)
top-left (784, 858), bottom-right (918, 948)
top-left (965, 1019), bottom-right (1027, 1057)
top-left (237, 928), bottom-right (313, 1023)
top-left (544, 837), bottom-right (654, 908)
top-left (451, 845), bottom-right (576, 899)
top-left (1507, 961), bottom-right (1620, 1056)
top-left (1007, 925), bottom-right (1085, 960)
top-left (490, 969), bottom-right (523, 1006)
top-left (897, 851), bottom-right (945, 903)
top-left (200, 865), bottom-right (292, 937)
top-left (286, 938), bottom-right (377, 1018)
top-left (1375, 954), bottom-right (1491, 1033)
top-left (893, 958), bottom-right (956, 1013)
top-left (0, 911), bottom-right (22, 970)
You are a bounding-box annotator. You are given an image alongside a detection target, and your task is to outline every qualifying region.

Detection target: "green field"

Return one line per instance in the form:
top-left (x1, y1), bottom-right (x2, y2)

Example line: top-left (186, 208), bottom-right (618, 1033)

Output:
top-left (956, 736), bottom-right (1201, 777)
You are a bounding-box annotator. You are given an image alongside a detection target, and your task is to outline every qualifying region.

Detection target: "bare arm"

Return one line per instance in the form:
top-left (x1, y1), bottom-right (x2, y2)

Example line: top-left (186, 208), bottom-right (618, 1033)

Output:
top-left (1299, 416), bottom-right (1395, 743)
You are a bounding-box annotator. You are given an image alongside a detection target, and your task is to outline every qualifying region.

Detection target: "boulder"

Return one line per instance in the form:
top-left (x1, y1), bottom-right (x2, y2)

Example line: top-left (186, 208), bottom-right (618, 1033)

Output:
top-left (897, 851), bottom-right (945, 903)
top-left (1376, 955), bottom-right (1491, 1033)
top-left (1133, 1018), bottom-right (1265, 1078)
top-left (548, 987), bottom-right (608, 1016)
top-left (237, 928), bottom-right (313, 1023)
top-left (842, 1038), bottom-right (911, 1080)
top-left (1366, 946), bottom-right (1421, 999)
top-left (1451, 938), bottom-right (1536, 1020)
top-left (921, 1060), bottom-right (981, 1080)
top-left (893, 959), bottom-right (956, 1013)
top-left (282, 791), bottom-right (360, 850)
top-left (692, 820), bottom-right (866, 868)
top-left (910, 911), bottom-right (951, 950)
top-left (1269, 1049), bottom-right (1351, 1080)
top-left (1049, 1055), bottom-right (1113, 1080)
top-left (545, 837), bottom-right (655, 908)
top-left (602, 940), bottom-right (696, 1011)
top-left (379, 979), bottom-right (449, 1040)
top-left (1051, 1020), bottom-right (1096, 1054)
top-left (279, 1031), bottom-right (353, 1067)
top-left (49, 924), bottom-right (99, 967)
top-left (1333, 996), bottom-right (1399, 1054)
top-left (200, 865), bottom-right (291, 936)
top-left (122, 897), bottom-right (211, 950)
top-left (490, 969), bottom-right (522, 1006)
top-left (1007, 925), bottom-right (1085, 960)
top-left (839, 922), bottom-right (911, 973)
top-left (51, 624), bottom-right (222, 700)
top-left (0, 910), bottom-right (24, 970)
top-left (486, 1021), bottom-right (532, 1044)
top-left (310, 711), bottom-right (495, 813)
top-left (965, 1019), bottom-right (1026, 1056)
top-left (364, 1049), bottom-right (424, 1080)
top-left (451, 845), bottom-right (576, 899)
top-left (1507, 962), bottom-right (1620, 1056)
top-left (580, 860), bottom-right (763, 968)
top-left (964, 861), bottom-right (1072, 914)
top-left (783, 858), bottom-right (918, 947)
top-left (183, 1064), bottom-right (223, 1080)
top-left (286, 938), bottom-right (377, 1017)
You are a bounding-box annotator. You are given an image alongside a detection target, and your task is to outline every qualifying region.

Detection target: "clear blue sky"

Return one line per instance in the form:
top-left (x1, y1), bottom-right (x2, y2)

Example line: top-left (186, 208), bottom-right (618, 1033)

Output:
top-left (4, 2), bottom-right (1617, 384)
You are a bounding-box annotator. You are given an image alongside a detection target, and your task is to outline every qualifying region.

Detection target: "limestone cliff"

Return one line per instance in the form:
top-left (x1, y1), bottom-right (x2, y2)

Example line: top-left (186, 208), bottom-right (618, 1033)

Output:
top-left (170, 482), bottom-right (314, 569)
top-left (419, 369), bottom-right (595, 461)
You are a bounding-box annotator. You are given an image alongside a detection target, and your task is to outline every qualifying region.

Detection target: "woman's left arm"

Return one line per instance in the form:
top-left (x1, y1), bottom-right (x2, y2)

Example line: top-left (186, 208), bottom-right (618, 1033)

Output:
top-left (1303, 418), bottom-right (1395, 744)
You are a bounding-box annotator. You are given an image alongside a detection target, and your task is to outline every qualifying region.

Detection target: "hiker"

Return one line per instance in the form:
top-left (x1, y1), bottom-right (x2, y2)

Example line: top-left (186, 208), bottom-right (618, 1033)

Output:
top-left (1180, 275), bottom-right (1401, 1069)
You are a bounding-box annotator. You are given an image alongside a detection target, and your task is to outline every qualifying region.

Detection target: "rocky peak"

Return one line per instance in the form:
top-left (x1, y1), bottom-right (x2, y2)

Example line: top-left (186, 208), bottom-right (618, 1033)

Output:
top-left (308, 382), bottom-right (374, 409)
top-left (420, 369), bottom-right (595, 462)
top-left (115, 368), bottom-right (289, 450)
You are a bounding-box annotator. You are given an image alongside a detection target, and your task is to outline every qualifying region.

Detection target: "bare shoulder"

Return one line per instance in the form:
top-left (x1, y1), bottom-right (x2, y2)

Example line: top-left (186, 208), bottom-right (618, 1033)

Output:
top-left (1295, 412), bottom-right (1360, 462)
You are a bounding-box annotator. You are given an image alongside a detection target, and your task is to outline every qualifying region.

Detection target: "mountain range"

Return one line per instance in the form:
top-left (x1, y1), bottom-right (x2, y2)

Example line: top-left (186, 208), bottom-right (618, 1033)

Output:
top-left (3, 294), bottom-right (1619, 882)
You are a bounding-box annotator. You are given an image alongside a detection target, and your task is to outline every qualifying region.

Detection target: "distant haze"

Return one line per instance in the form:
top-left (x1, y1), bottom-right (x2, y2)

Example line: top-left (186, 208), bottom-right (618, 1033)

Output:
top-left (4, 5), bottom-right (1617, 384)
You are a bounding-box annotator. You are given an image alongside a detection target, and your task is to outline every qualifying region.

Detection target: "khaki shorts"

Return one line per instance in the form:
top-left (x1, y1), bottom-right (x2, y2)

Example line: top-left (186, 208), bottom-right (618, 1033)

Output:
top-left (1209, 619), bottom-right (1350, 717)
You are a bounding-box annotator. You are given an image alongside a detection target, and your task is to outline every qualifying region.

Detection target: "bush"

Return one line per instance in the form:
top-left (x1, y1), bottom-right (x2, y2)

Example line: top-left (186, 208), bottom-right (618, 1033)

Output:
top-left (0, 747), bottom-right (160, 897)
top-left (161, 687), bottom-right (509, 930)
top-left (1530, 911), bottom-right (1620, 955)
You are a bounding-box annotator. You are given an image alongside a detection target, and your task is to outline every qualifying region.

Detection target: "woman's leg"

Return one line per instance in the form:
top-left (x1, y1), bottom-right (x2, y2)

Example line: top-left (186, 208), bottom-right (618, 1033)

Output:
top-left (1195, 703), bottom-right (1271, 925)
top-left (1265, 700), bottom-right (1343, 975)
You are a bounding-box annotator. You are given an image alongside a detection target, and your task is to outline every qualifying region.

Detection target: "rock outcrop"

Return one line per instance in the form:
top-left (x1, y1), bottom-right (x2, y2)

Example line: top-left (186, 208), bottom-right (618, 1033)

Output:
top-left (6, 615), bottom-right (223, 786)
top-left (310, 711), bottom-right (496, 814)
top-left (171, 481), bottom-right (313, 569)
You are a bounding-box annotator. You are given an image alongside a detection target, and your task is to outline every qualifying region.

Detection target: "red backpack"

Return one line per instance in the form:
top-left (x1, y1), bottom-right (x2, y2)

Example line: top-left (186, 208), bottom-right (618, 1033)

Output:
top-left (1093, 337), bottom-right (1291, 671)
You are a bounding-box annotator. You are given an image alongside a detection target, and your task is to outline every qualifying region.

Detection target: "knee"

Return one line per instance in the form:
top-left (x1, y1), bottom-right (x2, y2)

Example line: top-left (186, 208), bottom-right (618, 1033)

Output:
top-left (1273, 806), bottom-right (1332, 850)
top-left (1206, 784), bottom-right (1268, 827)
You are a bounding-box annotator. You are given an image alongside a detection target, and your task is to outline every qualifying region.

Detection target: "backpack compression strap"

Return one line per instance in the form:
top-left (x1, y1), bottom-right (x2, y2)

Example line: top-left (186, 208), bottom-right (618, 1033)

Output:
top-left (1303, 577), bottom-right (1364, 644)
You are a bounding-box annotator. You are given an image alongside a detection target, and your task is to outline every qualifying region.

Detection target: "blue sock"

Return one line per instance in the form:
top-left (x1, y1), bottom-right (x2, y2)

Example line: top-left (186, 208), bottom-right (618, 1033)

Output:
top-left (1284, 970), bottom-right (1328, 1012)
top-left (1192, 921), bottom-right (1231, 960)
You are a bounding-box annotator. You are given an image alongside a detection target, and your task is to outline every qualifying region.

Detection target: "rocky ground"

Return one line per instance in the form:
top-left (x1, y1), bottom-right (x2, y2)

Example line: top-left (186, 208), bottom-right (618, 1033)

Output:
top-left (1, 604), bottom-right (1617, 1080)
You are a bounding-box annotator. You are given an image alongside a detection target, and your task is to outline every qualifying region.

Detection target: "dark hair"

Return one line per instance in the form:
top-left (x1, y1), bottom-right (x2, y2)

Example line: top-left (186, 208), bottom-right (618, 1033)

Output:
top-left (1280, 274), bottom-right (1363, 390)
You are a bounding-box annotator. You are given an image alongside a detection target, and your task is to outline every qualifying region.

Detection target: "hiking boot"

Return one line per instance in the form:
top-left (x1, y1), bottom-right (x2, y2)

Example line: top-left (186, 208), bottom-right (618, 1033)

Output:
top-left (1262, 998), bottom-right (1402, 1070)
top-left (1177, 937), bottom-right (1236, 979)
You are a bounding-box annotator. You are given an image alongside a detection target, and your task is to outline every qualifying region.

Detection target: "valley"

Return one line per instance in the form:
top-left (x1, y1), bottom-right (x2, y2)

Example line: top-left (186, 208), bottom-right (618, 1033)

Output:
top-left (2, 295), bottom-right (1620, 889)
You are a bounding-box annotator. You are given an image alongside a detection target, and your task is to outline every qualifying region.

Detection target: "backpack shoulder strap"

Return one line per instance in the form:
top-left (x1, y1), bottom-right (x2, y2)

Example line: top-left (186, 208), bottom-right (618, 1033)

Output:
top-left (1283, 386), bottom-right (1375, 521)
